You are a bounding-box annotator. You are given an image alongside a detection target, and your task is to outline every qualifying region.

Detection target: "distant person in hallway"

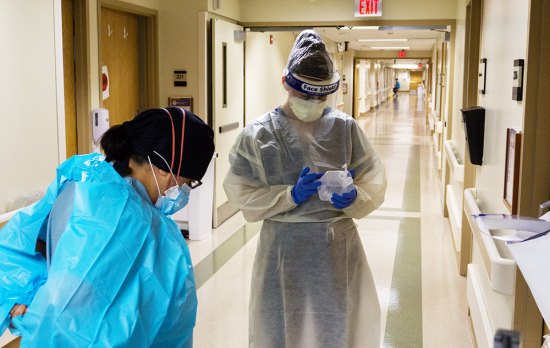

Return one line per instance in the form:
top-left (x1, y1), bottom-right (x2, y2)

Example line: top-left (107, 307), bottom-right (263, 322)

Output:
top-left (224, 30), bottom-right (387, 348)
top-left (393, 78), bottom-right (401, 96)
top-left (0, 107), bottom-right (214, 347)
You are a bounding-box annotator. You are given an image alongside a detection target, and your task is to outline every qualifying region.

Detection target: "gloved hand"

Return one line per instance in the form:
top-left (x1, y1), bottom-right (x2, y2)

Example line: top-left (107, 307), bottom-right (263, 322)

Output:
top-left (331, 188), bottom-right (357, 209)
top-left (292, 167), bottom-right (323, 205)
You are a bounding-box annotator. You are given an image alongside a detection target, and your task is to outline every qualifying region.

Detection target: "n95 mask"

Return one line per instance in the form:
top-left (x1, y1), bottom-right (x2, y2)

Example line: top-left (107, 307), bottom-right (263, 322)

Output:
top-left (289, 96), bottom-right (327, 122)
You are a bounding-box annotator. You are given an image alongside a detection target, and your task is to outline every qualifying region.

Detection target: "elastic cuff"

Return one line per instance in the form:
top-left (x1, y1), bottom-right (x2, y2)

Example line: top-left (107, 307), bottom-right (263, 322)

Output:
top-left (288, 186), bottom-right (298, 206)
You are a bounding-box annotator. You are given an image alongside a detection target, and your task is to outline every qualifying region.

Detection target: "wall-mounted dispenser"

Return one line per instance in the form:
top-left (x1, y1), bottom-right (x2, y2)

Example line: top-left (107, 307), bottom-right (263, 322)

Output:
top-left (92, 108), bottom-right (110, 143)
top-left (461, 106), bottom-right (485, 165)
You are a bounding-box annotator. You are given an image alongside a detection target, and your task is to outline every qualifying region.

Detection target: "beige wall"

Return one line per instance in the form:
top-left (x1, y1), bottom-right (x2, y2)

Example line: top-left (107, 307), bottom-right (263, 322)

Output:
top-left (209, 0), bottom-right (241, 21)
top-left (244, 31), bottom-right (296, 124)
top-left (240, 0), bottom-right (458, 22)
top-left (0, 1), bottom-right (62, 213)
top-left (474, 0), bottom-right (529, 213)
top-left (450, 0), bottom-right (467, 156)
top-left (158, 0), bottom-right (205, 113)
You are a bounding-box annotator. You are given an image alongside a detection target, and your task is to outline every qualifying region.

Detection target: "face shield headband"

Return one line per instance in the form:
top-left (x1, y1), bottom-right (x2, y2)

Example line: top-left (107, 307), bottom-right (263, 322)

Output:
top-left (161, 108), bottom-right (186, 178)
top-left (285, 72), bottom-right (340, 96)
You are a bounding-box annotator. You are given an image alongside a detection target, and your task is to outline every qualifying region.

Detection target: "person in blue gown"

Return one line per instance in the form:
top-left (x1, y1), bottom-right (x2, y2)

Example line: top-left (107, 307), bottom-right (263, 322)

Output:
top-left (0, 107), bottom-right (214, 347)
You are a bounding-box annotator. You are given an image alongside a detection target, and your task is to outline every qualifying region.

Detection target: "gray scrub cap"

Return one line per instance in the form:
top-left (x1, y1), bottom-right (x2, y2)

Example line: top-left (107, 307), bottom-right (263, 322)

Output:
top-left (284, 30), bottom-right (340, 96)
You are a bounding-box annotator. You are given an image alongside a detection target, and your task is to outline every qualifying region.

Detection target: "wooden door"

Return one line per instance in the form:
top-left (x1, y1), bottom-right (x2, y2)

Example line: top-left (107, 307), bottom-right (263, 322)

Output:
top-left (410, 71), bottom-right (423, 92)
top-left (100, 7), bottom-right (140, 125)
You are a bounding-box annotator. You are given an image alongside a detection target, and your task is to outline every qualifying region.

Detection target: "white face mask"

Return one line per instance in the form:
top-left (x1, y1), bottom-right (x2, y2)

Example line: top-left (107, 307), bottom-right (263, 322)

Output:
top-left (289, 96), bottom-right (327, 122)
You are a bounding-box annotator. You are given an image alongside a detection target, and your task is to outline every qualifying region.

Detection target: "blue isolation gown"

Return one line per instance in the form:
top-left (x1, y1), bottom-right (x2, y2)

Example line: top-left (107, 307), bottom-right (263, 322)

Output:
top-left (0, 153), bottom-right (197, 347)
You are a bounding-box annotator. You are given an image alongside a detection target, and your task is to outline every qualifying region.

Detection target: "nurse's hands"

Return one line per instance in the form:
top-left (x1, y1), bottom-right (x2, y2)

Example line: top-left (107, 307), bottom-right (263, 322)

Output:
top-left (331, 188), bottom-right (357, 209)
top-left (292, 167), bottom-right (323, 205)
top-left (9, 303), bottom-right (27, 328)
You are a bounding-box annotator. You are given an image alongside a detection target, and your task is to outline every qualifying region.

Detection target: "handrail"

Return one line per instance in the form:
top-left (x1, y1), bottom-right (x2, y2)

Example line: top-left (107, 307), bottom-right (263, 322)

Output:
top-left (444, 140), bottom-right (464, 182)
top-left (464, 188), bottom-right (516, 296)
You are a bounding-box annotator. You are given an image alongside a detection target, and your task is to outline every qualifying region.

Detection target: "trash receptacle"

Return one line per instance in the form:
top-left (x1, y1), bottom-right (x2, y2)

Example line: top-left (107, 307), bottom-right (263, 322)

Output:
top-left (171, 154), bottom-right (215, 240)
top-left (461, 106), bottom-right (485, 165)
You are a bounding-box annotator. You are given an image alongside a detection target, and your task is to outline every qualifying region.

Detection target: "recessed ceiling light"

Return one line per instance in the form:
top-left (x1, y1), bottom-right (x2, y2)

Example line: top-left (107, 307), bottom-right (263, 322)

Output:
top-left (371, 46), bottom-right (410, 50)
top-left (358, 38), bottom-right (409, 42)
top-left (351, 26), bottom-right (380, 30)
top-left (339, 26), bottom-right (380, 30)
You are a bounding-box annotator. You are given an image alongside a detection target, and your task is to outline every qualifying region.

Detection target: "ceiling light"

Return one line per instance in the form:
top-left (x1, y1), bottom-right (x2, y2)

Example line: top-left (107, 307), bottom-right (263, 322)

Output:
top-left (371, 46), bottom-right (410, 50)
top-left (358, 38), bottom-right (409, 42)
top-left (339, 26), bottom-right (380, 30)
top-left (391, 64), bottom-right (421, 69)
top-left (351, 26), bottom-right (380, 30)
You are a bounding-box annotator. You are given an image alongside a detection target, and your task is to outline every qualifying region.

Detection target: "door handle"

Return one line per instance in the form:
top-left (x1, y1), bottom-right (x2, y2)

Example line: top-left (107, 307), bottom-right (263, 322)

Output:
top-left (219, 121), bottom-right (239, 133)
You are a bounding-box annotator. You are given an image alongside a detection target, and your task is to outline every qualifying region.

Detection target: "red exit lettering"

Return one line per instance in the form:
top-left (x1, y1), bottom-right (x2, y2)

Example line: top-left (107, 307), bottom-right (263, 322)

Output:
top-left (359, 0), bottom-right (368, 14)
top-left (359, 0), bottom-right (380, 15)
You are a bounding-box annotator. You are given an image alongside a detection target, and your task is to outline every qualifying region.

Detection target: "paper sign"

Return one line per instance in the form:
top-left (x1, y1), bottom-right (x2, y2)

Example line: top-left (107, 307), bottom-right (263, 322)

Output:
top-left (102, 65), bottom-right (110, 100)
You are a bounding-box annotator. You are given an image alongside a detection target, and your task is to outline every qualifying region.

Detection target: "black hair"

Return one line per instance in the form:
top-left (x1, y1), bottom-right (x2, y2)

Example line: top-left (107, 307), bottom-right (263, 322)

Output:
top-left (100, 124), bottom-right (147, 176)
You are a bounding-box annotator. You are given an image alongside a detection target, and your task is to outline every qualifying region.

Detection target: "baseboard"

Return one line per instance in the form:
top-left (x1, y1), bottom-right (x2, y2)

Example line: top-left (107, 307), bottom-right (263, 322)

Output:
top-left (213, 201), bottom-right (239, 228)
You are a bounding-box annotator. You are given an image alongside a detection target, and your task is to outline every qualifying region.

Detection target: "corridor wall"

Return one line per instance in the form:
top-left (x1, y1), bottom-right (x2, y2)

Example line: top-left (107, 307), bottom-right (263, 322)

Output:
top-left (474, 0), bottom-right (528, 214)
top-left (240, 0), bottom-right (458, 22)
top-left (244, 32), bottom-right (295, 125)
top-left (0, 1), bottom-right (62, 214)
top-left (443, 0), bottom-right (467, 258)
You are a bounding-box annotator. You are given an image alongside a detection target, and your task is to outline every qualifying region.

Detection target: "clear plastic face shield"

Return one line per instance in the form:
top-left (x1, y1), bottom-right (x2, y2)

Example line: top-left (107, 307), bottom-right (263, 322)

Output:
top-left (285, 72), bottom-right (340, 122)
top-left (283, 30), bottom-right (340, 122)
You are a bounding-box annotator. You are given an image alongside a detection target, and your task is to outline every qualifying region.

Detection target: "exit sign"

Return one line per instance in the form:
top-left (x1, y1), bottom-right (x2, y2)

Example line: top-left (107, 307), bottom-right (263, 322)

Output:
top-left (398, 50), bottom-right (407, 58)
top-left (355, 0), bottom-right (382, 17)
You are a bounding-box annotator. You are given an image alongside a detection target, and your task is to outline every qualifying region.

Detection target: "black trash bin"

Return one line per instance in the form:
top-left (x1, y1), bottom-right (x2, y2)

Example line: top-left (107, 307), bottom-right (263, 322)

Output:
top-left (461, 106), bottom-right (485, 165)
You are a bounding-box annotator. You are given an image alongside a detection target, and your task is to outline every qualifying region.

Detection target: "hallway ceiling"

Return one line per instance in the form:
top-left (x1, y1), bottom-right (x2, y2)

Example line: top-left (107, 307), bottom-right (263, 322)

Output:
top-left (314, 26), bottom-right (447, 52)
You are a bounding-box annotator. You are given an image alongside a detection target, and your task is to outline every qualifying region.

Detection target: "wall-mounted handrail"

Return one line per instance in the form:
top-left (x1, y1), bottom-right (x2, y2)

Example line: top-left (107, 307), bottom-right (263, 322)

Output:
top-left (218, 121), bottom-right (240, 134)
top-left (445, 140), bottom-right (464, 182)
top-left (464, 188), bottom-right (516, 296)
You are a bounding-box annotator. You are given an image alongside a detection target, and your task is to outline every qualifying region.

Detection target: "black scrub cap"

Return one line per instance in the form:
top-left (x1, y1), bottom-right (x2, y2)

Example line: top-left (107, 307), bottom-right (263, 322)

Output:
top-left (123, 107), bottom-right (215, 181)
top-left (284, 29), bottom-right (336, 81)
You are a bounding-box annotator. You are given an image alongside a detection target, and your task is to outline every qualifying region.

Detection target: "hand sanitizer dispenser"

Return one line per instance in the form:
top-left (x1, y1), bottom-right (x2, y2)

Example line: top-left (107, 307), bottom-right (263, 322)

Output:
top-left (92, 108), bottom-right (110, 143)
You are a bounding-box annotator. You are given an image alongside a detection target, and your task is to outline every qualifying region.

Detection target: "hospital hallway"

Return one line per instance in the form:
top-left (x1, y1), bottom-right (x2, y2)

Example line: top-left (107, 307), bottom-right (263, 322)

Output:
top-left (187, 93), bottom-right (473, 348)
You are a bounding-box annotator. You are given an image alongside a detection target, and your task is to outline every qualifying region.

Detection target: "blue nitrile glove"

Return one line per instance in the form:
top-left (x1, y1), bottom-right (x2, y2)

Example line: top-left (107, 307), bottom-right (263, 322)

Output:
top-left (331, 188), bottom-right (357, 209)
top-left (292, 167), bottom-right (323, 205)
top-left (348, 169), bottom-right (355, 178)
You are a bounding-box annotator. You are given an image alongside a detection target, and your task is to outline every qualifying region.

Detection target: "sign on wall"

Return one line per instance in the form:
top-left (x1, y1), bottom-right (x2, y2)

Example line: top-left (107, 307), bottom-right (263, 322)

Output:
top-left (174, 70), bottom-right (187, 87)
top-left (168, 96), bottom-right (193, 112)
top-left (355, 0), bottom-right (382, 17)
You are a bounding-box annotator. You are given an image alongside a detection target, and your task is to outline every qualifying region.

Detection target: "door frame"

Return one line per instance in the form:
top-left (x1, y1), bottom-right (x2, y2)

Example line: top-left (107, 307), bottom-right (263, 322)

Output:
top-left (458, 0), bottom-right (483, 276)
top-left (98, 0), bottom-right (159, 114)
top-left (514, 0), bottom-right (550, 344)
top-left (73, 0), bottom-right (158, 154)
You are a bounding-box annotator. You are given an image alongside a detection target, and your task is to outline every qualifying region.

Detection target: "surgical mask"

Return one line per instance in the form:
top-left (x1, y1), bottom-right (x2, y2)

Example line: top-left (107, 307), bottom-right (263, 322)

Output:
top-left (289, 96), bottom-right (327, 122)
top-left (148, 152), bottom-right (191, 216)
top-left (155, 182), bottom-right (191, 216)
